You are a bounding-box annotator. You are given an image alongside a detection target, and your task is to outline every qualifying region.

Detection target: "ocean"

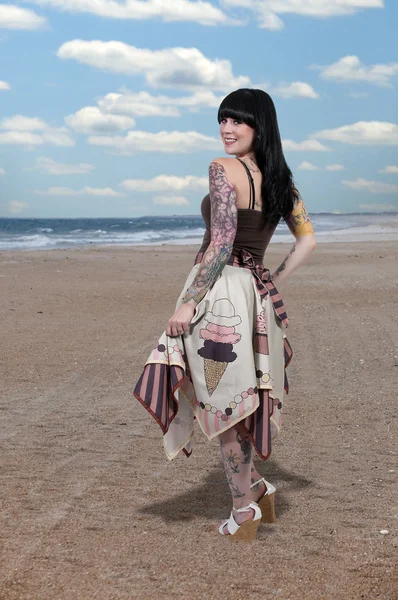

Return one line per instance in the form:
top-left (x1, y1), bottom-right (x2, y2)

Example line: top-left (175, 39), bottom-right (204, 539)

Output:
top-left (0, 213), bottom-right (397, 251)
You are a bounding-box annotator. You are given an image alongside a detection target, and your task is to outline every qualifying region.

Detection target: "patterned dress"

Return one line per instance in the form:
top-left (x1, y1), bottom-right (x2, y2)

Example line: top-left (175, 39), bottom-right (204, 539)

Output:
top-left (134, 197), bottom-right (293, 461)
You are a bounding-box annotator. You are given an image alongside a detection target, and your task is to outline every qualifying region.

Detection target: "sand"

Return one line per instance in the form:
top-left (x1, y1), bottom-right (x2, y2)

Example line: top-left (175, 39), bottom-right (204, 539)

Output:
top-left (1, 241), bottom-right (397, 600)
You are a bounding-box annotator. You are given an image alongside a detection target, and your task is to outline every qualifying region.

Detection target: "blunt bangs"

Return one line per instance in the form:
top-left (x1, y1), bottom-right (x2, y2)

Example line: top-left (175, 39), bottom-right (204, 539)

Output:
top-left (217, 89), bottom-right (257, 129)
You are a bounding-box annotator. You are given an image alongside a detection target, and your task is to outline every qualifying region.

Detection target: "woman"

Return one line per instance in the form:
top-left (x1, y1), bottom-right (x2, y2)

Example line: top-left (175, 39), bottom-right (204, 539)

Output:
top-left (134, 88), bottom-right (316, 541)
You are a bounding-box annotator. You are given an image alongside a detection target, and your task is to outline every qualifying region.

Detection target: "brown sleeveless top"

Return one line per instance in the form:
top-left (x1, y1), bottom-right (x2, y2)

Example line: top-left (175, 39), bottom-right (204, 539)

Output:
top-left (197, 159), bottom-right (277, 264)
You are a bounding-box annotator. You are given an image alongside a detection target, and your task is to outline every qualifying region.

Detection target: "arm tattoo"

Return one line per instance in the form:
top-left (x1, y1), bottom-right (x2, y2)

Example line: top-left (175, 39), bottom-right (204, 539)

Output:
top-left (183, 162), bottom-right (237, 303)
top-left (286, 189), bottom-right (314, 237)
top-left (273, 244), bottom-right (296, 279)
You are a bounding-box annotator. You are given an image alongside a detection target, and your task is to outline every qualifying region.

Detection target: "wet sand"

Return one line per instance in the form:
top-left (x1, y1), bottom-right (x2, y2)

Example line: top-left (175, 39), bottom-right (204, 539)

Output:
top-left (1, 241), bottom-right (397, 600)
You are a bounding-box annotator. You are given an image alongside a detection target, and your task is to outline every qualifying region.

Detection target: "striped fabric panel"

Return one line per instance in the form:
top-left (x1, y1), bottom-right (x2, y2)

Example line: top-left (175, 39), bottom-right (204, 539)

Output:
top-left (284, 372), bottom-right (289, 394)
top-left (284, 337), bottom-right (293, 367)
top-left (265, 283), bottom-right (288, 326)
top-left (284, 338), bottom-right (293, 393)
top-left (242, 335), bottom-right (293, 458)
top-left (134, 363), bottom-right (184, 434)
top-left (241, 389), bottom-right (272, 461)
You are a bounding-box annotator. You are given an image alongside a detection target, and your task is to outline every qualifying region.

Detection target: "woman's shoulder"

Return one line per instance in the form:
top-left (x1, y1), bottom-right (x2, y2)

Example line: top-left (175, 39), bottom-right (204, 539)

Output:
top-left (209, 157), bottom-right (236, 169)
top-left (209, 157), bottom-right (239, 182)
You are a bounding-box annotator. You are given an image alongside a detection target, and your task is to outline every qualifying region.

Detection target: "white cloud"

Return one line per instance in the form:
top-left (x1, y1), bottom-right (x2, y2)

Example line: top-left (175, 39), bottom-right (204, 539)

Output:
top-left (297, 162), bottom-right (346, 171)
top-left (69, 82), bottom-right (318, 133)
top-left (0, 115), bottom-right (48, 130)
top-left (66, 90), bottom-right (224, 137)
top-left (282, 139), bottom-right (330, 152)
top-left (312, 121), bottom-right (398, 145)
top-left (89, 130), bottom-right (220, 154)
top-left (342, 178), bottom-right (398, 194)
top-left (30, 0), bottom-right (383, 29)
top-left (359, 203), bottom-right (398, 212)
top-left (297, 161), bottom-right (319, 171)
top-left (98, 91), bottom-right (180, 118)
top-left (326, 164), bottom-right (345, 171)
top-left (65, 81), bottom-right (319, 136)
top-left (57, 40), bottom-right (251, 90)
top-left (120, 175), bottom-right (208, 192)
top-left (65, 106), bottom-right (136, 133)
top-left (0, 115), bottom-right (75, 147)
top-left (222, 0), bottom-right (383, 30)
top-left (174, 90), bottom-right (225, 111)
top-left (0, 5), bottom-right (47, 30)
top-left (0, 168), bottom-right (6, 175)
top-left (0, 131), bottom-right (43, 145)
top-left (0, 131), bottom-right (73, 146)
top-left (40, 131), bottom-right (75, 146)
top-left (33, 186), bottom-right (124, 196)
top-left (257, 11), bottom-right (284, 30)
top-left (9, 200), bottom-right (29, 214)
top-left (97, 89), bottom-right (224, 117)
top-left (25, 0), bottom-right (232, 26)
top-left (315, 55), bottom-right (398, 87)
top-left (272, 82), bottom-right (319, 99)
top-left (0, 80), bottom-right (11, 91)
top-left (28, 156), bottom-right (95, 175)
top-left (379, 165), bottom-right (398, 174)
top-left (153, 196), bottom-right (190, 206)
top-left (0, 130), bottom-right (74, 147)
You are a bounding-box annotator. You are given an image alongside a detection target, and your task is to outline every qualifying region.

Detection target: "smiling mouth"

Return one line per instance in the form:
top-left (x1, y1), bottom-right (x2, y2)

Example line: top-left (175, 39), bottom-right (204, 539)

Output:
top-left (224, 138), bottom-right (237, 145)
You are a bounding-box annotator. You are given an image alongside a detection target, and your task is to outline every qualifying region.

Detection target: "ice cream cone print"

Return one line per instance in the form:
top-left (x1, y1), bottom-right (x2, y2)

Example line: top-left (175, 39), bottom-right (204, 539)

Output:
top-left (203, 359), bottom-right (228, 396)
top-left (197, 299), bottom-right (242, 397)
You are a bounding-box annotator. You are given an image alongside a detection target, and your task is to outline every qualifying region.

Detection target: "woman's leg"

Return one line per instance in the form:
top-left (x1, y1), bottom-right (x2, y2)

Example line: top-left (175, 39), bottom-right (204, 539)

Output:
top-left (218, 424), bottom-right (255, 531)
top-left (250, 460), bottom-right (262, 486)
top-left (250, 459), bottom-right (267, 503)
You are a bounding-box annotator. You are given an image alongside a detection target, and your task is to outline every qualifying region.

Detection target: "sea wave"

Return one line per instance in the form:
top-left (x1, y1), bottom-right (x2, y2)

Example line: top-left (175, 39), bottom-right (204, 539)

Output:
top-left (1, 213), bottom-right (397, 251)
top-left (0, 227), bottom-right (207, 250)
top-left (0, 234), bottom-right (55, 250)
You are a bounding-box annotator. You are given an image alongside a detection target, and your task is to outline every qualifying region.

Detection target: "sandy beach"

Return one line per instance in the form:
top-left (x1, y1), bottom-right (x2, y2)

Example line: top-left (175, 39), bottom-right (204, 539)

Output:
top-left (1, 241), bottom-right (397, 600)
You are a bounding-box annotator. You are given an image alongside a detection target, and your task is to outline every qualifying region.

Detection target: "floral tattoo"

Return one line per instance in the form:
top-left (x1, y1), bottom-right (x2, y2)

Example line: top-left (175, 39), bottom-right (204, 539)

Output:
top-left (236, 431), bottom-right (252, 464)
top-left (220, 439), bottom-right (245, 499)
top-left (183, 162), bottom-right (237, 304)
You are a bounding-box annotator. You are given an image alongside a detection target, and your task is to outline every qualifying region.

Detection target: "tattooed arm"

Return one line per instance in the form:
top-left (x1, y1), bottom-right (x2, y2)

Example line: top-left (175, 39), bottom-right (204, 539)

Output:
top-left (166, 160), bottom-right (237, 337)
top-left (182, 160), bottom-right (238, 303)
top-left (271, 188), bottom-right (316, 287)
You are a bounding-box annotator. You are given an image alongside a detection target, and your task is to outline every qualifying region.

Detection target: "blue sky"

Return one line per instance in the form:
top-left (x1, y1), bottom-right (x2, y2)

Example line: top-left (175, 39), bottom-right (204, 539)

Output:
top-left (0, 0), bottom-right (397, 218)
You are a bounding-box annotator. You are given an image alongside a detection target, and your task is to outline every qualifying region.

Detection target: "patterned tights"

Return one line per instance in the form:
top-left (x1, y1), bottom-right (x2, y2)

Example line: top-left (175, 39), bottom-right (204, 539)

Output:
top-left (219, 424), bottom-right (262, 509)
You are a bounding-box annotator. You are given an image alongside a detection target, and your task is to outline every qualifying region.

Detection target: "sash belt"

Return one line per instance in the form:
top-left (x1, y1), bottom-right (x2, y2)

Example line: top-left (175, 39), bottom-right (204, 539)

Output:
top-left (194, 248), bottom-right (289, 328)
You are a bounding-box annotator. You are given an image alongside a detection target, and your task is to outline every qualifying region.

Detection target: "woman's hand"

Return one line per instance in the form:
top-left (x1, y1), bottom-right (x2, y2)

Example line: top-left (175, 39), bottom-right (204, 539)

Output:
top-left (166, 300), bottom-right (196, 337)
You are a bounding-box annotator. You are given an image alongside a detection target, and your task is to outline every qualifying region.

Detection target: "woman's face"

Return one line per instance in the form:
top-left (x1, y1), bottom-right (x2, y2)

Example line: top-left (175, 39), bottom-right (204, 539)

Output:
top-left (219, 117), bottom-right (256, 157)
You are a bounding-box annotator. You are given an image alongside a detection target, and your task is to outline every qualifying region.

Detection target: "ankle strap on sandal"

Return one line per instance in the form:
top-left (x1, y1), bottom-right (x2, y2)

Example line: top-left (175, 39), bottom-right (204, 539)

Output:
top-left (232, 502), bottom-right (262, 520)
top-left (250, 478), bottom-right (276, 495)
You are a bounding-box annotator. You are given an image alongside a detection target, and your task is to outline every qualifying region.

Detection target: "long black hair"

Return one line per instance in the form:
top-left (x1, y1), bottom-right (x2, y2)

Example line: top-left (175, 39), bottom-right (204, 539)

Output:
top-left (218, 88), bottom-right (297, 225)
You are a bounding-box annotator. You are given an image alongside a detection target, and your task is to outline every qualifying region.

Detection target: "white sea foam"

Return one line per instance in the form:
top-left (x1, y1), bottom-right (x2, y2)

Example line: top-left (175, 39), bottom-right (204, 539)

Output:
top-left (0, 234), bottom-right (54, 250)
